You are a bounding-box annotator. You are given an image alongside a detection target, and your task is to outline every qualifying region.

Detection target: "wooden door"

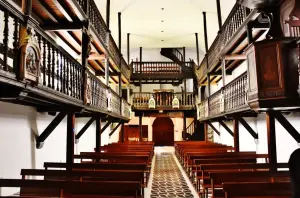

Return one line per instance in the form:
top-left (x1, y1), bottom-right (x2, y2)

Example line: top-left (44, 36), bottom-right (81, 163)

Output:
top-left (152, 117), bottom-right (174, 146)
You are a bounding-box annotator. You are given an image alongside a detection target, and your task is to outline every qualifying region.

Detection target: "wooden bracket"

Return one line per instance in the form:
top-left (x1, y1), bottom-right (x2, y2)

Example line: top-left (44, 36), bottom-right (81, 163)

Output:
top-left (219, 120), bottom-right (234, 137)
top-left (109, 120), bottom-right (122, 136)
top-left (274, 112), bottom-right (300, 143)
top-left (101, 119), bottom-right (113, 134)
top-left (75, 118), bottom-right (95, 143)
top-left (239, 118), bottom-right (258, 140)
top-left (36, 112), bottom-right (67, 149)
top-left (206, 121), bottom-right (220, 136)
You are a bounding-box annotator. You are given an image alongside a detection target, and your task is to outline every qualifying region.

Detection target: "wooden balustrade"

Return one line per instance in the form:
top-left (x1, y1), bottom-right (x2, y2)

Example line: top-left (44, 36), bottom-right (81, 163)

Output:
top-left (108, 34), bottom-right (120, 67)
top-left (197, 3), bottom-right (253, 82)
top-left (224, 72), bottom-right (247, 112)
top-left (198, 73), bottom-right (248, 120)
top-left (88, 0), bottom-right (107, 42)
top-left (122, 99), bottom-right (131, 118)
top-left (132, 92), bottom-right (195, 109)
top-left (132, 62), bottom-right (182, 74)
top-left (110, 89), bottom-right (121, 115)
top-left (0, 2), bottom-right (131, 120)
top-left (209, 89), bottom-right (223, 117)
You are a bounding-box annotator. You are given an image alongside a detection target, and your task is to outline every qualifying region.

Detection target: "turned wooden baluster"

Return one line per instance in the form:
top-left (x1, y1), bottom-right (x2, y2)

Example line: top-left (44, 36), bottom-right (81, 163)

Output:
top-left (56, 51), bottom-right (59, 91)
top-left (42, 38), bottom-right (46, 85)
top-left (66, 59), bottom-right (69, 95)
top-left (62, 56), bottom-right (66, 94)
top-left (47, 42), bottom-right (51, 87)
top-left (3, 10), bottom-right (9, 71)
top-left (13, 17), bottom-right (19, 72)
top-left (51, 46), bottom-right (55, 89)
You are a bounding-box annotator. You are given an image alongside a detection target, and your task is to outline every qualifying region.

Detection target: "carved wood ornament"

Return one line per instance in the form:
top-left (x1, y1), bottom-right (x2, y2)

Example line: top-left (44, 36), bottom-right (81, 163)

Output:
top-left (19, 28), bottom-right (41, 84)
top-left (84, 73), bottom-right (92, 105)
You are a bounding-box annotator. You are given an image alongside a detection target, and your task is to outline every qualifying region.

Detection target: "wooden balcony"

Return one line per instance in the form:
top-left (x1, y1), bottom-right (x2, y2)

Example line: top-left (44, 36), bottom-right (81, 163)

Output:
top-left (130, 61), bottom-right (194, 85)
top-left (132, 92), bottom-right (195, 111)
top-left (0, 2), bottom-right (130, 120)
top-left (194, 3), bottom-right (262, 85)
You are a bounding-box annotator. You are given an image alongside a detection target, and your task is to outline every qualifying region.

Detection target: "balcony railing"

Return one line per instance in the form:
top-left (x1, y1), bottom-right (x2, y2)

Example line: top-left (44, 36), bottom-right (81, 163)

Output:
top-left (0, 2), bottom-right (130, 120)
top-left (196, 3), bottom-right (253, 81)
top-left (131, 62), bottom-right (193, 75)
top-left (122, 99), bottom-right (131, 118)
top-left (198, 72), bottom-right (248, 119)
top-left (132, 92), bottom-right (195, 109)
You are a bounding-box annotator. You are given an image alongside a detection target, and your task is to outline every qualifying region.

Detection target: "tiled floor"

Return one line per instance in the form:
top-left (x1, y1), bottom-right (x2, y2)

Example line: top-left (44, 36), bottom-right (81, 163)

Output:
top-left (148, 147), bottom-right (199, 198)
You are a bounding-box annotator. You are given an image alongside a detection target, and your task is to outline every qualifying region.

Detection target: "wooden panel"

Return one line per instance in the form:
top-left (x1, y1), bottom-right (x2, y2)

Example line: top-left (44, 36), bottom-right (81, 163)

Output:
top-left (122, 125), bottom-right (148, 142)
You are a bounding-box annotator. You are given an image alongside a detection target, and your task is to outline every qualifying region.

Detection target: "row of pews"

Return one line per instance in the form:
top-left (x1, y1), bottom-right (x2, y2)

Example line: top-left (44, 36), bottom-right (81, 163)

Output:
top-left (0, 142), bottom-right (154, 198)
top-left (175, 141), bottom-right (292, 198)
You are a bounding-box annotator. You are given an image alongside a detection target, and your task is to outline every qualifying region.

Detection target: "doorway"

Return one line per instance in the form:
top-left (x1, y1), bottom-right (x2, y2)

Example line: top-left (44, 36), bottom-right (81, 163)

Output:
top-left (152, 117), bottom-right (174, 146)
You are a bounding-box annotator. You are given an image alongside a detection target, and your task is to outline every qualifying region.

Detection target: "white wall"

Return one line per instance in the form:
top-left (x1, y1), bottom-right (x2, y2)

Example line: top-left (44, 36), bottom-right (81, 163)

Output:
top-left (0, 101), bottom-right (119, 196)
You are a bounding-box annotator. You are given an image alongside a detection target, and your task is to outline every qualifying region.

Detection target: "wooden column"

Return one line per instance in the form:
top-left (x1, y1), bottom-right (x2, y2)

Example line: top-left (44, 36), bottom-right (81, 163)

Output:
top-left (221, 58), bottom-right (226, 87)
top-left (139, 115), bottom-right (143, 141)
top-left (106, 0), bottom-right (111, 29)
top-left (204, 122), bottom-right (208, 142)
top-left (118, 12), bottom-right (121, 49)
top-left (95, 117), bottom-right (101, 152)
top-left (195, 33), bottom-right (200, 65)
top-left (105, 32), bottom-right (110, 86)
top-left (203, 12), bottom-right (209, 53)
top-left (121, 123), bottom-right (125, 143)
top-left (127, 33), bottom-right (130, 64)
top-left (183, 114), bottom-right (187, 140)
top-left (66, 113), bottom-right (75, 166)
top-left (82, 29), bottom-right (90, 100)
top-left (266, 111), bottom-right (277, 172)
top-left (216, 0), bottom-right (222, 30)
top-left (139, 47), bottom-right (142, 93)
top-left (233, 119), bottom-right (240, 152)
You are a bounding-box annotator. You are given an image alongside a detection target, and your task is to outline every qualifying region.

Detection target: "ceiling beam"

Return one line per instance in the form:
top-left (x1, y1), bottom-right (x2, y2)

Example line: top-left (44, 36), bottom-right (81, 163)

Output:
top-left (52, 0), bottom-right (73, 22)
top-left (224, 54), bottom-right (247, 60)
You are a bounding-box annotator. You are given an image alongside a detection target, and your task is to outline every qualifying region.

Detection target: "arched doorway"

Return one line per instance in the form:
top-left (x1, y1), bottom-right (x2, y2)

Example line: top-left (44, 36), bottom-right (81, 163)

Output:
top-left (152, 117), bottom-right (174, 146)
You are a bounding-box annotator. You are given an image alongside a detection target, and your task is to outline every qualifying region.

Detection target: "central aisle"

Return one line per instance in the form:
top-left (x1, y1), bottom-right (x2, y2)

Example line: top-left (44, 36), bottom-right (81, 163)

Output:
top-left (149, 147), bottom-right (199, 198)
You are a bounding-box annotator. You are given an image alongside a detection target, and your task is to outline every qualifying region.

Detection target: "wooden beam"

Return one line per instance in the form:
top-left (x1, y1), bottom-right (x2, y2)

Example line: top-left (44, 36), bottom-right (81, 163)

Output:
top-left (35, 0), bottom-right (59, 23)
top-left (65, 0), bottom-right (87, 21)
top-left (204, 122), bottom-right (208, 142)
top-left (109, 121), bottom-right (122, 136)
top-left (42, 23), bottom-right (82, 31)
top-left (233, 119), bottom-right (239, 152)
top-left (121, 123), bottom-right (125, 143)
top-left (52, 0), bottom-right (73, 22)
top-left (75, 118), bottom-right (95, 142)
top-left (219, 120), bottom-right (234, 137)
top-left (239, 117), bottom-right (258, 139)
top-left (266, 111), bottom-right (277, 172)
top-left (66, 113), bottom-right (75, 167)
top-left (95, 71), bottom-right (119, 77)
top-left (274, 112), bottom-right (300, 143)
top-left (36, 112), bottom-right (67, 149)
top-left (206, 121), bottom-right (220, 136)
top-left (139, 116), bottom-right (143, 141)
top-left (101, 120), bottom-right (112, 134)
top-left (224, 54), bottom-right (247, 60)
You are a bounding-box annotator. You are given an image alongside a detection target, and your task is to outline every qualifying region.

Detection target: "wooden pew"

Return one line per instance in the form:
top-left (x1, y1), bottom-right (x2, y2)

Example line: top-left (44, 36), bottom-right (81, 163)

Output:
top-left (197, 163), bottom-right (289, 197)
top-left (0, 179), bottom-right (142, 198)
top-left (21, 169), bottom-right (145, 195)
top-left (222, 182), bottom-right (292, 198)
top-left (210, 171), bottom-right (290, 198)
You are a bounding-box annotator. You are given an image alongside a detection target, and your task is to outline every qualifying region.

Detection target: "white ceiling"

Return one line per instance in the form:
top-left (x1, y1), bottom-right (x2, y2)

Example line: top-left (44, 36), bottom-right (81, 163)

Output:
top-left (95, 0), bottom-right (236, 51)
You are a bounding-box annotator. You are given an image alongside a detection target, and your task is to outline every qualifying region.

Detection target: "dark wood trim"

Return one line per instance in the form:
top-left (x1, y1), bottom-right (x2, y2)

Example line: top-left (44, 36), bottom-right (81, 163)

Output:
top-left (139, 116), bottom-right (143, 142)
top-left (36, 112), bottom-right (67, 149)
top-left (101, 119), bottom-right (112, 134)
top-left (203, 12), bottom-right (208, 53)
top-left (121, 123), bottom-right (125, 143)
top-left (274, 112), bottom-right (300, 143)
top-left (195, 33), bottom-right (200, 65)
top-left (239, 117), bottom-right (258, 139)
top-left (219, 120), bottom-right (234, 137)
top-left (206, 121), bottom-right (220, 136)
top-left (127, 33), bottom-right (130, 64)
top-left (233, 119), bottom-right (239, 152)
top-left (41, 23), bottom-right (83, 31)
top-left (216, 0), bottom-right (222, 30)
top-left (75, 118), bottom-right (95, 142)
top-left (266, 111), bottom-right (277, 172)
top-left (106, 0), bottom-right (110, 30)
top-left (66, 113), bottom-right (75, 168)
top-left (52, 0), bottom-right (73, 22)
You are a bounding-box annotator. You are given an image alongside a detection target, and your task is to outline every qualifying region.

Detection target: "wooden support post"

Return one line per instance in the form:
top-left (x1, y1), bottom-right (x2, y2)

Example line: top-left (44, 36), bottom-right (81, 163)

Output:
top-left (139, 47), bottom-right (142, 93)
top-left (216, 0), bottom-right (222, 31)
top-left (221, 58), bottom-right (226, 87)
top-left (207, 121), bottom-right (220, 136)
top-left (274, 112), bottom-right (300, 143)
top-left (127, 33), bottom-right (130, 64)
top-left (239, 118), bottom-right (258, 139)
top-left (204, 122), bottom-right (208, 142)
top-left (139, 115), bottom-right (143, 142)
top-left (219, 120), bottom-right (234, 137)
top-left (118, 12), bottom-right (121, 49)
top-left (75, 117), bottom-right (95, 142)
top-left (105, 32), bottom-right (110, 86)
top-left (22, 0), bottom-right (32, 16)
top-left (195, 33), bottom-right (200, 65)
top-left (247, 22), bottom-right (253, 45)
top-left (121, 123), bottom-right (125, 143)
top-left (66, 113), bottom-right (75, 167)
top-left (183, 114), bottom-right (187, 140)
top-left (233, 119), bottom-right (240, 152)
top-left (203, 12), bottom-right (209, 53)
top-left (266, 111), bottom-right (277, 172)
top-left (82, 28), bottom-right (90, 100)
top-left (106, 0), bottom-right (111, 30)
top-left (95, 116), bottom-right (101, 152)
top-left (183, 47), bottom-right (186, 63)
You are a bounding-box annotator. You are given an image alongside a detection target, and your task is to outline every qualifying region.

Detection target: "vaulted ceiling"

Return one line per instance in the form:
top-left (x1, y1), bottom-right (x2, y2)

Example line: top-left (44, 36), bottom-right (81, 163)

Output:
top-left (95, 0), bottom-right (237, 50)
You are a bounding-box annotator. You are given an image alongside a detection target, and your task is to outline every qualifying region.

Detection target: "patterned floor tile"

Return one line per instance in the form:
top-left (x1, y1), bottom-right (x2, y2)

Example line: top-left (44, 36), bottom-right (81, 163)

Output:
top-left (150, 152), bottom-right (194, 198)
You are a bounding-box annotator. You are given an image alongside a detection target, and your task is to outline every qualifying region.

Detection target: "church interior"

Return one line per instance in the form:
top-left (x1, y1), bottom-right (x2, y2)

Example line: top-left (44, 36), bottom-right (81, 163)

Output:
top-left (0, 0), bottom-right (299, 197)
